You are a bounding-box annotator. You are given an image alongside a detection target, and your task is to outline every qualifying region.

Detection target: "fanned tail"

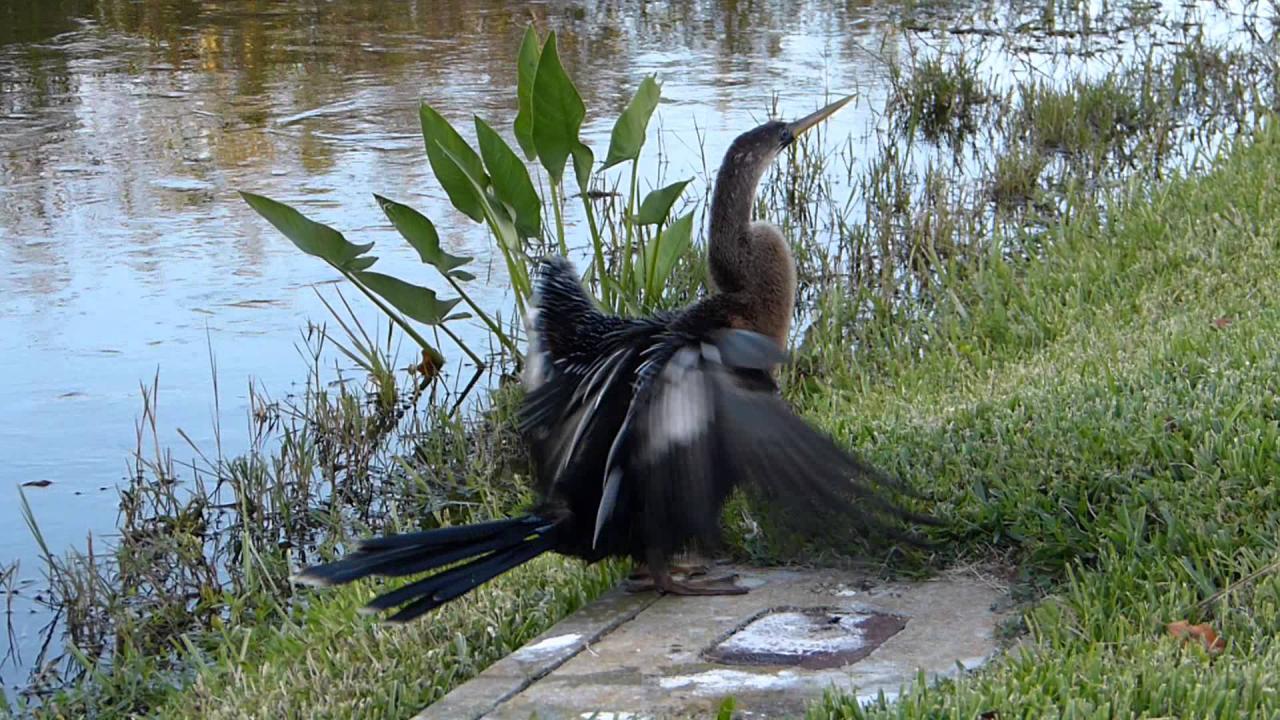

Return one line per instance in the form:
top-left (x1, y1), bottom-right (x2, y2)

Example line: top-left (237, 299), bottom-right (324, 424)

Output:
top-left (293, 515), bottom-right (557, 622)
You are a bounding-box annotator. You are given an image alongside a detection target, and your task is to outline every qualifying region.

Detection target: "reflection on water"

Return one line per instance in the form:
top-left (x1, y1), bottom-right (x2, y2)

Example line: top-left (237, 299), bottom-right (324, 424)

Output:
top-left (0, 0), bottom-right (898, 691)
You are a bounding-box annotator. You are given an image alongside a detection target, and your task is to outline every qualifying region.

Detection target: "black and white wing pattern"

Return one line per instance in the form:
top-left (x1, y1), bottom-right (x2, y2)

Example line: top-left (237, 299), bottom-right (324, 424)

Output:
top-left (598, 329), bottom-right (790, 555)
top-left (519, 256), bottom-right (929, 562)
top-left (604, 325), bottom-right (930, 555)
top-left (518, 257), bottom-right (666, 501)
top-left (707, 362), bottom-right (934, 547)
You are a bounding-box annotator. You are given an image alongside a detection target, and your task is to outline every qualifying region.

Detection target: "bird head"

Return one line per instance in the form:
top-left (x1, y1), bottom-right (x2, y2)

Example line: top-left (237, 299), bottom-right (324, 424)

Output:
top-left (725, 94), bottom-right (855, 166)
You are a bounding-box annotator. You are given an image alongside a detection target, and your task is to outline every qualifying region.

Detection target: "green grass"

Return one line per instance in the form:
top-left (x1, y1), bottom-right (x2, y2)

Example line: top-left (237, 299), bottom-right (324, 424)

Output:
top-left (894, 54), bottom-right (990, 147)
top-left (147, 558), bottom-right (625, 719)
top-left (18, 26), bottom-right (1280, 717)
top-left (36, 557), bottom-right (624, 719)
top-left (805, 122), bottom-right (1280, 717)
top-left (55, 121), bottom-right (1278, 720)
top-left (1014, 76), bottom-right (1147, 161)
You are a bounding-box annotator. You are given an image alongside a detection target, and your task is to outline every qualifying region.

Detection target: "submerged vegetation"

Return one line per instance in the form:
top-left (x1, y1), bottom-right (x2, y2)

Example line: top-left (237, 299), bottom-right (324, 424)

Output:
top-left (6, 0), bottom-right (1280, 716)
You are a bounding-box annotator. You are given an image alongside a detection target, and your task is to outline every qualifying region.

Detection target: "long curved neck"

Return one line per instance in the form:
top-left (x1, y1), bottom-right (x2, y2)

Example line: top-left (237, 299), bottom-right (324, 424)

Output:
top-left (707, 146), bottom-right (770, 294)
top-left (705, 144), bottom-right (795, 347)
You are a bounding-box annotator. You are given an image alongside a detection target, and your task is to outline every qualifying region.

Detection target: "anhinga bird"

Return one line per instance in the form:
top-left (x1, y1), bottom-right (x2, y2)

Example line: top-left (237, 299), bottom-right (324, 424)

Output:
top-left (295, 96), bottom-right (932, 621)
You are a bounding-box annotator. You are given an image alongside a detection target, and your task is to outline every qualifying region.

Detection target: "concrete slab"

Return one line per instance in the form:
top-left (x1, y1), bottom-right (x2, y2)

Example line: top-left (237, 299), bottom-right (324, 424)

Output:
top-left (417, 566), bottom-right (1009, 720)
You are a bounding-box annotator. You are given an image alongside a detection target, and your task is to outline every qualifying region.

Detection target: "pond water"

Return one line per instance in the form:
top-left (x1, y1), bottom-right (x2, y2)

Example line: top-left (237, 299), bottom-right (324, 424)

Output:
top-left (1, 0), bottom-right (1271, 698)
top-left (0, 0), bottom-right (907, 691)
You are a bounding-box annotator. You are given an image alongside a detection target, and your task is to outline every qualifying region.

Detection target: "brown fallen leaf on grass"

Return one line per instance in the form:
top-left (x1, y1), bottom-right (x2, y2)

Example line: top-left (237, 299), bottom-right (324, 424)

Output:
top-left (1166, 620), bottom-right (1226, 654)
top-left (1211, 316), bottom-right (1233, 329)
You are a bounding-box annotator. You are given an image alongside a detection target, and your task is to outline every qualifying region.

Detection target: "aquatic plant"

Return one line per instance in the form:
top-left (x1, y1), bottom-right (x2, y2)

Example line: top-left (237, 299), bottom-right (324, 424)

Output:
top-left (12, 0), bottom-right (1280, 714)
top-left (241, 27), bottom-right (697, 378)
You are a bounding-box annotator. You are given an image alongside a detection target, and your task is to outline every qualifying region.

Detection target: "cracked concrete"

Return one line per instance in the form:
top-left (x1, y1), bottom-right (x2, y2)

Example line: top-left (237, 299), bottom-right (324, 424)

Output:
top-left (416, 566), bottom-right (1009, 719)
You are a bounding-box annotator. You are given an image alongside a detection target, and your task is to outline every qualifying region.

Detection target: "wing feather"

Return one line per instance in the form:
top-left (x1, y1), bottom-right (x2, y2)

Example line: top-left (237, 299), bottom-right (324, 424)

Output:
top-left (520, 256), bottom-right (931, 560)
top-left (709, 366), bottom-right (934, 546)
top-left (610, 329), bottom-right (931, 554)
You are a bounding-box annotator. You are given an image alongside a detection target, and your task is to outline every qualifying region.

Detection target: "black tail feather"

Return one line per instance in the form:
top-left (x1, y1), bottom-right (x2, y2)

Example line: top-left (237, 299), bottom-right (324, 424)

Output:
top-left (368, 524), bottom-right (541, 579)
top-left (294, 515), bottom-right (557, 620)
top-left (384, 536), bottom-right (556, 623)
top-left (363, 533), bottom-right (545, 614)
top-left (356, 516), bottom-right (543, 552)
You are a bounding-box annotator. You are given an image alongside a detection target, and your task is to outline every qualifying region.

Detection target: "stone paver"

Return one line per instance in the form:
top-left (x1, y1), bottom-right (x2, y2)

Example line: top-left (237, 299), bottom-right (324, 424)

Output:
top-left (417, 566), bottom-right (1008, 719)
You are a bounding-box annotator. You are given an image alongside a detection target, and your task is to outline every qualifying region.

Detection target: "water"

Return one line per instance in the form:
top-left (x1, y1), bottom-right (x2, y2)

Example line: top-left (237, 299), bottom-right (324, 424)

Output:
top-left (0, 0), bottom-right (899, 691)
top-left (1, 0), bottom-right (1271, 698)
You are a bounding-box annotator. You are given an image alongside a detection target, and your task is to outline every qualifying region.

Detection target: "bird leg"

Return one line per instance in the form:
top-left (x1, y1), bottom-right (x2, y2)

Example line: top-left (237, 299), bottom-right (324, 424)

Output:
top-left (624, 563), bottom-right (713, 593)
top-left (639, 549), bottom-right (748, 596)
top-left (671, 551), bottom-right (711, 578)
top-left (677, 563), bottom-right (711, 578)
top-left (623, 565), bottom-right (654, 593)
top-left (626, 556), bottom-right (709, 582)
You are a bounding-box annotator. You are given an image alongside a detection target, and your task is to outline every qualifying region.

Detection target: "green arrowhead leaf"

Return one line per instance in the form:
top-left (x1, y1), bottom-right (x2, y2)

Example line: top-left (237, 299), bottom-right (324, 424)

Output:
top-left (449, 269), bottom-right (477, 281)
top-left (603, 76), bottom-right (661, 170)
top-left (531, 32), bottom-right (585, 185)
top-left (433, 145), bottom-right (520, 251)
top-left (644, 211), bottom-right (694, 298)
top-left (633, 179), bottom-right (691, 226)
top-left (474, 118), bottom-right (542, 238)
top-left (240, 192), bottom-right (373, 269)
top-left (513, 26), bottom-right (540, 160)
top-left (430, 143), bottom-right (529, 302)
top-left (351, 271), bottom-right (461, 326)
top-left (373, 194), bottom-right (472, 273)
top-left (346, 256), bottom-right (379, 271)
top-left (571, 141), bottom-right (595, 195)
top-left (419, 103), bottom-right (489, 223)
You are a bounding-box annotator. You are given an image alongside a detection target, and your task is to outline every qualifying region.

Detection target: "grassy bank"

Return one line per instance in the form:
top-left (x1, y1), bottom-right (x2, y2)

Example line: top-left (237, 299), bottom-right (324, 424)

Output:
top-left (808, 122), bottom-right (1280, 717)
top-left (43, 121), bottom-right (1280, 720)
top-left (12, 2), bottom-right (1278, 716)
top-left (148, 557), bottom-right (624, 718)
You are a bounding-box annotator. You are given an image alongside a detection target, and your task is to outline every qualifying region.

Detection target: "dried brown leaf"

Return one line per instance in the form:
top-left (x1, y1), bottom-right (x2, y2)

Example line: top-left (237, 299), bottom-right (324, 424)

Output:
top-left (1166, 620), bottom-right (1226, 654)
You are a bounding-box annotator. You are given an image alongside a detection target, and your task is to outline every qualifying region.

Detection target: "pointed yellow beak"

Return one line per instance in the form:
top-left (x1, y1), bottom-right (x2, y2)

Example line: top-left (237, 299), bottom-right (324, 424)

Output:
top-left (787, 94), bottom-right (856, 138)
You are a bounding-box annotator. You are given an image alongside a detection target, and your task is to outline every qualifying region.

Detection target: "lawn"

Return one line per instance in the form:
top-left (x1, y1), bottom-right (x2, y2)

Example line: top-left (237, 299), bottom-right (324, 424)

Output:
top-left (20, 48), bottom-right (1280, 718)
top-left (86, 122), bottom-right (1280, 719)
top-left (810, 121), bottom-right (1280, 717)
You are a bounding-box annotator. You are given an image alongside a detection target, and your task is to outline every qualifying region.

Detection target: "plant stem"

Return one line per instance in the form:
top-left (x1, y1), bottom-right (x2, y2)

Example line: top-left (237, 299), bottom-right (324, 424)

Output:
top-left (646, 219), bottom-right (665, 307)
top-left (622, 159), bottom-right (640, 300)
top-left (445, 276), bottom-right (521, 360)
top-left (338, 268), bottom-right (445, 368)
top-left (437, 320), bottom-right (485, 370)
top-left (579, 192), bottom-right (607, 307)
top-left (549, 181), bottom-right (567, 256)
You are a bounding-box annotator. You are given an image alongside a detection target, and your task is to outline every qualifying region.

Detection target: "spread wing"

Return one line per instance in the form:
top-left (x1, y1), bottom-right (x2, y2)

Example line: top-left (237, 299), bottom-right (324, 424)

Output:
top-left (709, 364), bottom-right (934, 547)
top-left (518, 257), bottom-right (665, 500)
top-left (519, 256), bottom-right (931, 558)
top-left (607, 330), bottom-right (788, 555)
top-left (610, 328), bottom-right (931, 554)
